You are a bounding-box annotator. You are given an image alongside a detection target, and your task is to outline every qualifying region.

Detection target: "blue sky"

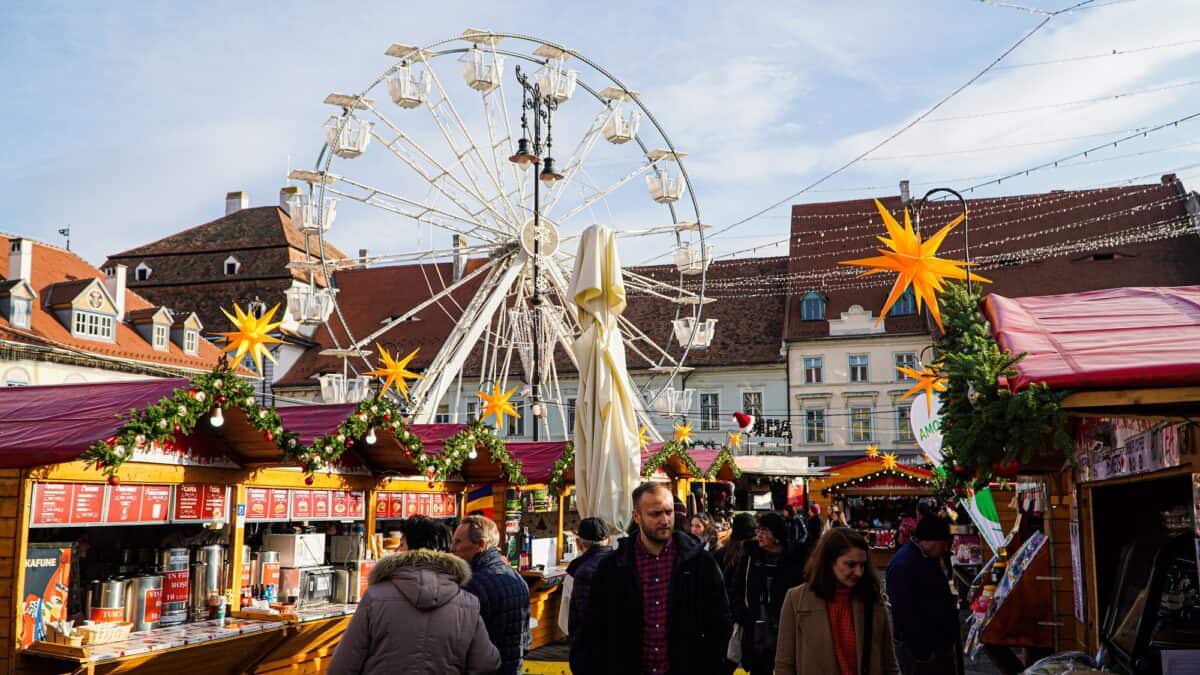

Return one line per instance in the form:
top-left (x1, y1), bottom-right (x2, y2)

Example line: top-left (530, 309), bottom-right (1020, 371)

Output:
top-left (2, 0), bottom-right (1199, 267)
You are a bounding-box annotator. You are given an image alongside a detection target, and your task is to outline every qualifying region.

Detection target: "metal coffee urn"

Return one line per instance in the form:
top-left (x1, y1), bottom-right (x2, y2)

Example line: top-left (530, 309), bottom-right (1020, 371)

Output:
top-left (126, 574), bottom-right (163, 631)
top-left (188, 561), bottom-right (208, 622)
top-left (88, 579), bottom-right (127, 623)
top-left (159, 548), bottom-right (190, 626)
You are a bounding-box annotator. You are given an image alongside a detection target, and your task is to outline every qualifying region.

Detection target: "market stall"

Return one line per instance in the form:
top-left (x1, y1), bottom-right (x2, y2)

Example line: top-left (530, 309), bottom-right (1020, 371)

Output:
top-left (979, 286), bottom-right (1200, 673)
top-left (807, 456), bottom-right (936, 568)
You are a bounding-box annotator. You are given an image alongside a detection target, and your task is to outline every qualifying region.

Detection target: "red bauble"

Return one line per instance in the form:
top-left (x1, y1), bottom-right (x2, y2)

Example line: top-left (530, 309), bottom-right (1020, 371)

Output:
top-left (266, 432), bottom-right (274, 442)
top-left (345, 439), bottom-right (355, 448)
top-left (108, 475), bottom-right (120, 486)
top-left (383, 413), bottom-right (392, 422)
top-left (217, 395), bottom-right (227, 405)
top-left (427, 481), bottom-right (435, 489)
top-left (174, 424), bottom-right (181, 433)
top-left (305, 475), bottom-right (315, 486)
top-left (96, 460), bottom-right (105, 470)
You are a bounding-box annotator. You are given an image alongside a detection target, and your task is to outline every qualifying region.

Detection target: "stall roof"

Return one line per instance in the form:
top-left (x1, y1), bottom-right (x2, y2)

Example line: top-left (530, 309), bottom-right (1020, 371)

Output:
top-left (0, 378), bottom-right (189, 468)
top-left (736, 454), bottom-right (826, 477)
top-left (985, 286), bottom-right (1200, 392)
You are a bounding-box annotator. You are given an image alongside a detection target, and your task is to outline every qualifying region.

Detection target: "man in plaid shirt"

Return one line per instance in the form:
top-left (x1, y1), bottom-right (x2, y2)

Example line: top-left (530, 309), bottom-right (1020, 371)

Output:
top-left (582, 483), bottom-right (732, 674)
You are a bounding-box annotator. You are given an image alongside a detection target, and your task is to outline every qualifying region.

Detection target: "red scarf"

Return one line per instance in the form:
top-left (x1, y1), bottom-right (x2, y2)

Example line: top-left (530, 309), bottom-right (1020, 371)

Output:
top-left (827, 586), bottom-right (858, 675)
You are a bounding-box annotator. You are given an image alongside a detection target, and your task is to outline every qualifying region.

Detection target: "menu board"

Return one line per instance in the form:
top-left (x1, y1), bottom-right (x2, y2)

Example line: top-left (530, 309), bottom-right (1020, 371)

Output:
top-left (312, 490), bottom-right (331, 519)
top-left (244, 488), bottom-right (365, 522)
top-left (173, 484), bottom-right (229, 522)
top-left (373, 492), bottom-right (458, 520)
top-left (346, 491), bottom-right (366, 518)
top-left (246, 488), bottom-right (271, 520)
top-left (291, 490), bottom-right (313, 520)
top-left (269, 489), bottom-right (290, 520)
top-left (32, 482), bottom-right (174, 528)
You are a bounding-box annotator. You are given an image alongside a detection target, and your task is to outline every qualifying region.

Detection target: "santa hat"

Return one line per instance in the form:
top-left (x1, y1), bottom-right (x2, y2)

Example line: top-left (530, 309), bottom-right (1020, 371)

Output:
top-left (732, 411), bottom-right (755, 434)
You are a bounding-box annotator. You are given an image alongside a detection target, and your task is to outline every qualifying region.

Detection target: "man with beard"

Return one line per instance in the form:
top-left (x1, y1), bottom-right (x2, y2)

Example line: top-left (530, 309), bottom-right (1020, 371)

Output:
top-left (581, 482), bottom-right (732, 675)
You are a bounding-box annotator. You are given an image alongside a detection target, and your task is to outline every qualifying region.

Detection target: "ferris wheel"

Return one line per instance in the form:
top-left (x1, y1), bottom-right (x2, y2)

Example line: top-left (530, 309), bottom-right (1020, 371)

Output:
top-left (285, 29), bottom-right (712, 442)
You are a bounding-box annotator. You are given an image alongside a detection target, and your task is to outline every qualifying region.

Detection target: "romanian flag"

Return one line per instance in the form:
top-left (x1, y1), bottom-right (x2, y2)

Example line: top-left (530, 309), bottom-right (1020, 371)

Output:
top-left (465, 485), bottom-right (494, 519)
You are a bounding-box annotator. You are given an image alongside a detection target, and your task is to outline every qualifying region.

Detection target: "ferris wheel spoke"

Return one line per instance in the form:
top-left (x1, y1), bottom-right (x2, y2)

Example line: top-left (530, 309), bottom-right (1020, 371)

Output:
top-left (548, 159), bottom-right (663, 225)
top-left (624, 270), bottom-right (702, 304)
top-left (367, 105), bottom-right (511, 233)
top-left (481, 74), bottom-right (528, 222)
top-left (324, 175), bottom-right (506, 241)
top-left (617, 313), bottom-right (679, 367)
top-left (410, 254), bottom-right (523, 423)
top-left (541, 106), bottom-right (614, 215)
top-left (418, 54), bottom-right (521, 230)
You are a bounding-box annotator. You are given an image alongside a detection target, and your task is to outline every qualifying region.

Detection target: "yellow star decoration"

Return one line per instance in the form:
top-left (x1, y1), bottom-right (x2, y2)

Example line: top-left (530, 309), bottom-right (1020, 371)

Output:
top-left (727, 432), bottom-right (744, 451)
top-left (881, 452), bottom-right (899, 471)
top-left (673, 422), bottom-right (693, 445)
top-left (839, 199), bottom-right (991, 331)
top-left (865, 444), bottom-right (880, 459)
top-left (637, 425), bottom-right (651, 450)
top-left (896, 362), bottom-right (949, 415)
top-left (365, 345), bottom-right (422, 401)
top-left (476, 383), bottom-right (520, 429)
top-left (217, 303), bottom-right (284, 376)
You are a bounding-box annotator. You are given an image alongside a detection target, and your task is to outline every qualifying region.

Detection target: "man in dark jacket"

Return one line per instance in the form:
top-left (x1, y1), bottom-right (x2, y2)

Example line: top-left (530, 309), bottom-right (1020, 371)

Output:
top-left (452, 515), bottom-right (530, 675)
top-left (582, 483), bottom-right (732, 675)
top-left (566, 516), bottom-right (612, 675)
top-left (886, 515), bottom-right (961, 675)
top-left (730, 511), bottom-right (807, 674)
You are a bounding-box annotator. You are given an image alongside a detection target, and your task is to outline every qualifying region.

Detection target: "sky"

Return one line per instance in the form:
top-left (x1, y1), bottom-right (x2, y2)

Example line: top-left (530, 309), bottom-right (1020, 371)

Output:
top-left (2, 0), bottom-right (1199, 269)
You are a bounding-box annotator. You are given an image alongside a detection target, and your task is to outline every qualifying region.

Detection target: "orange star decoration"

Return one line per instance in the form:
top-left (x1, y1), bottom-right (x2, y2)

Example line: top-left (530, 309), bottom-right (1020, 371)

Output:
top-left (637, 425), bottom-right (651, 450)
top-left (839, 199), bottom-right (990, 331)
top-left (881, 452), bottom-right (899, 471)
top-left (217, 303), bottom-right (284, 376)
top-left (365, 345), bottom-right (422, 401)
top-left (896, 362), bottom-right (949, 415)
top-left (727, 431), bottom-right (744, 451)
top-left (476, 383), bottom-right (520, 429)
top-left (673, 422), bottom-right (693, 445)
top-left (865, 444), bottom-right (880, 459)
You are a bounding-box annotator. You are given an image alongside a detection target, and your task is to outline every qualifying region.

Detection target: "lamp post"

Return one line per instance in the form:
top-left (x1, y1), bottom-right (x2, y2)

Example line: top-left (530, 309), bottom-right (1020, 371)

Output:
top-left (510, 65), bottom-right (563, 442)
top-left (912, 187), bottom-right (974, 294)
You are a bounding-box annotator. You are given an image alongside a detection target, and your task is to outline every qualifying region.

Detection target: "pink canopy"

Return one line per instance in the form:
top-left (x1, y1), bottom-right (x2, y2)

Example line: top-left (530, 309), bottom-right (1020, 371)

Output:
top-left (0, 378), bottom-right (188, 468)
top-left (985, 286), bottom-right (1200, 390)
top-left (506, 442), bottom-right (570, 484)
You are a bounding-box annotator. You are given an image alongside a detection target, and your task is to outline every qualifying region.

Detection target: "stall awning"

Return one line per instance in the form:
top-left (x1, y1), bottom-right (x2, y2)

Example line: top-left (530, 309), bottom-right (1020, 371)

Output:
top-left (736, 454), bottom-right (826, 478)
top-left (507, 442), bottom-right (569, 485)
top-left (0, 378), bottom-right (188, 468)
top-left (985, 286), bottom-right (1200, 391)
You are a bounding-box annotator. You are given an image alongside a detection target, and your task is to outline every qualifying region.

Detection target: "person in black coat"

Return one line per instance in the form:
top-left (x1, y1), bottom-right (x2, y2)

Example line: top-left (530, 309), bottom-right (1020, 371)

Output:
top-left (729, 511), bottom-right (808, 674)
top-left (566, 517), bottom-right (613, 675)
top-left (451, 515), bottom-right (530, 675)
top-left (583, 483), bottom-right (732, 675)
top-left (886, 515), bottom-right (961, 675)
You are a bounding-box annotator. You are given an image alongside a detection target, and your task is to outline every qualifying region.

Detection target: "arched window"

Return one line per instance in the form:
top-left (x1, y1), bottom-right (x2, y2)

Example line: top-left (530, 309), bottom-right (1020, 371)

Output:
top-left (891, 287), bottom-right (916, 316)
top-left (135, 263), bottom-right (152, 281)
top-left (224, 256), bottom-right (241, 276)
top-left (801, 291), bottom-right (825, 321)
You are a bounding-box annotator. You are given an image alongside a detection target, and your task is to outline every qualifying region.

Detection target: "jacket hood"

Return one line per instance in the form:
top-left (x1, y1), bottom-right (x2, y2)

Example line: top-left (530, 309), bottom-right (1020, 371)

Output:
top-left (370, 549), bottom-right (473, 611)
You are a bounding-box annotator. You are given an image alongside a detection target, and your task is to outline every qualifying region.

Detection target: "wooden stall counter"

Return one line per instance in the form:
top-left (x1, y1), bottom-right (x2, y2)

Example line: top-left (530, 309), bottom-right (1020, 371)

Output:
top-left (18, 618), bottom-right (288, 675)
top-left (522, 567), bottom-right (567, 651)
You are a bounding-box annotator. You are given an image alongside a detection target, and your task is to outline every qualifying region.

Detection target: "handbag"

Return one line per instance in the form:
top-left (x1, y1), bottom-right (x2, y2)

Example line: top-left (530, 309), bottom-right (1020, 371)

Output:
top-left (725, 557), bottom-right (752, 663)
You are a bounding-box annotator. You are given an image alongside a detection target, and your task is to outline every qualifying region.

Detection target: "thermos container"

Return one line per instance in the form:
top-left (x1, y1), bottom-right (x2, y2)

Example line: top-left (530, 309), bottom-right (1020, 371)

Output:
top-left (189, 562), bottom-right (208, 621)
top-left (159, 548), bottom-right (190, 625)
top-left (126, 574), bottom-right (163, 631)
top-left (88, 579), bottom-right (127, 623)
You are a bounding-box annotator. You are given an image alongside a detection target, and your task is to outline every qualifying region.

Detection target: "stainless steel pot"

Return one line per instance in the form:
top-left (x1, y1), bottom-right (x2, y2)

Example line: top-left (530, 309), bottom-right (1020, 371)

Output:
top-left (126, 574), bottom-right (163, 631)
top-left (158, 548), bottom-right (189, 626)
top-left (89, 579), bottom-right (127, 623)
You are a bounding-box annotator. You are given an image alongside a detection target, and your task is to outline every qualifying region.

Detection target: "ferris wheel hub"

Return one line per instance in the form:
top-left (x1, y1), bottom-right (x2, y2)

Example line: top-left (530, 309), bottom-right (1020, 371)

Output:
top-left (520, 216), bottom-right (561, 258)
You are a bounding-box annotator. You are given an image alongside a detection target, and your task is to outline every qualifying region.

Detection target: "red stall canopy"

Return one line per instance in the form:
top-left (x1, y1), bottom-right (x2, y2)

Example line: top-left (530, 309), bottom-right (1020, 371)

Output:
top-left (0, 378), bottom-right (188, 468)
top-left (985, 286), bottom-right (1200, 391)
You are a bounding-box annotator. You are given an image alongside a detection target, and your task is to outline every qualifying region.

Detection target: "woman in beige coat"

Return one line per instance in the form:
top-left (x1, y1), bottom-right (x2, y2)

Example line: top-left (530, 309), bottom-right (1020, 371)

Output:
top-left (775, 529), bottom-right (899, 675)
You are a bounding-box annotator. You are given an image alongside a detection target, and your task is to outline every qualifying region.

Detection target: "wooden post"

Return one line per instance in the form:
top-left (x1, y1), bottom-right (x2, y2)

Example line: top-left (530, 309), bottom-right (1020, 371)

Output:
top-left (556, 490), bottom-right (566, 563)
top-left (365, 488), bottom-right (378, 543)
top-left (229, 484), bottom-right (247, 612)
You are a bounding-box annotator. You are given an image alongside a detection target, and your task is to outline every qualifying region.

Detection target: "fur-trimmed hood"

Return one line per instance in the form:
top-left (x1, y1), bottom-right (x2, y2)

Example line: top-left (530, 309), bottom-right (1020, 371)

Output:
top-left (369, 549), bottom-right (473, 611)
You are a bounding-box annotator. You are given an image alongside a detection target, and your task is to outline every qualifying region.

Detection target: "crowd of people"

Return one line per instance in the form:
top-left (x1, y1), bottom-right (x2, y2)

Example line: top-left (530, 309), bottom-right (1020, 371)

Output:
top-left (329, 483), bottom-right (964, 675)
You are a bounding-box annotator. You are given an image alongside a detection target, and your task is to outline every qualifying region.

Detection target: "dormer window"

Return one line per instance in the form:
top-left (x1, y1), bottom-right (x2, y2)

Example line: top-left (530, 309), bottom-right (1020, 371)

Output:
top-left (890, 287), bottom-right (916, 316)
top-left (10, 297), bottom-right (31, 329)
top-left (135, 263), bottom-right (152, 281)
top-left (801, 291), bottom-right (826, 321)
top-left (153, 324), bottom-right (169, 351)
top-left (224, 256), bottom-right (241, 275)
top-left (73, 310), bottom-right (114, 340)
top-left (184, 329), bottom-right (198, 355)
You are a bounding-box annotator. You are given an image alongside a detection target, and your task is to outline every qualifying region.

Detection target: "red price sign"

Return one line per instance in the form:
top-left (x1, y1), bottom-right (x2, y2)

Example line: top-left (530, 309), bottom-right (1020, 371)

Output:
top-left (374, 493), bottom-right (391, 519)
top-left (202, 485), bottom-right (227, 520)
top-left (388, 493), bottom-right (406, 519)
top-left (311, 490), bottom-right (331, 519)
top-left (291, 491), bottom-right (313, 519)
top-left (348, 491), bottom-right (365, 518)
top-left (246, 488), bottom-right (270, 520)
top-left (406, 494), bottom-right (419, 517)
top-left (106, 485), bottom-right (144, 523)
top-left (269, 489), bottom-right (290, 520)
top-left (416, 493), bottom-right (431, 516)
top-left (140, 485), bottom-right (170, 522)
top-left (71, 484), bottom-right (104, 524)
top-left (164, 570), bottom-right (189, 605)
top-left (32, 483), bottom-right (74, 525)
top-left (174, 485), bottom-right (203, 520)
top-left (331, 491), bottom-right (349, 518)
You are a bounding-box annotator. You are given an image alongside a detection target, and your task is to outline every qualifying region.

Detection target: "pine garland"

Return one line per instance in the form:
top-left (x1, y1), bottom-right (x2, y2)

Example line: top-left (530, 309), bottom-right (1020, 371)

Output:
top-left (641, 440), bottom-right (700, 478)
top-left (938, 282), bottom-right (1072, 489)
top-left (547, 442), bottom-right (574, 497)
top-left (436, 419), bottom-right (526, 485)
top-left (704, 446), bottom-right (742, 479)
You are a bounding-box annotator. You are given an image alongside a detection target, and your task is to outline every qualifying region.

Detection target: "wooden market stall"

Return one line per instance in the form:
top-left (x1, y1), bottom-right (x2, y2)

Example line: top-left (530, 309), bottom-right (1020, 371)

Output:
top-left (969, 286), bottom-right (1200, 673)
top-left (808, 457), bottom-right (935, 569)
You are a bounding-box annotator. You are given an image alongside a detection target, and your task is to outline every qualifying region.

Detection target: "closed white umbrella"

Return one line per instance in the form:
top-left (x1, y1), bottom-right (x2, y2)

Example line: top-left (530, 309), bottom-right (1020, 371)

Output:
top-left (568, 224), bottom-right (641, 531)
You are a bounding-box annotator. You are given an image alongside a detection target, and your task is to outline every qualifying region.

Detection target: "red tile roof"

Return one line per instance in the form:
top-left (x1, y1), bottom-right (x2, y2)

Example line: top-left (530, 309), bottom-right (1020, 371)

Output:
top-left (786, 180), bottom-right (1200, 340)
top-left (0, 234), bottom-right (226, 374)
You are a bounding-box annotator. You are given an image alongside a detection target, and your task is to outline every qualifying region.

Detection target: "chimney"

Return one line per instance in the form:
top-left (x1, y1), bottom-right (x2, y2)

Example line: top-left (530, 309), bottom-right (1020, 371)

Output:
top-left (358, 248), bottom-right (369, 269)
top-left (103, 263), bottom-right (127, 318)
top-left (452, 234), bottom-right (467, 282)
top-left (7, 238), bottom-right (31, 282)
top-left (279, 186), bottom-right (301, 215)
top-left (1162, 173), bottom-right (1178, 186)
top-left (225, 190), bottom-right (249, 215)
top-left (899, 180), bottom-right (911, 205)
